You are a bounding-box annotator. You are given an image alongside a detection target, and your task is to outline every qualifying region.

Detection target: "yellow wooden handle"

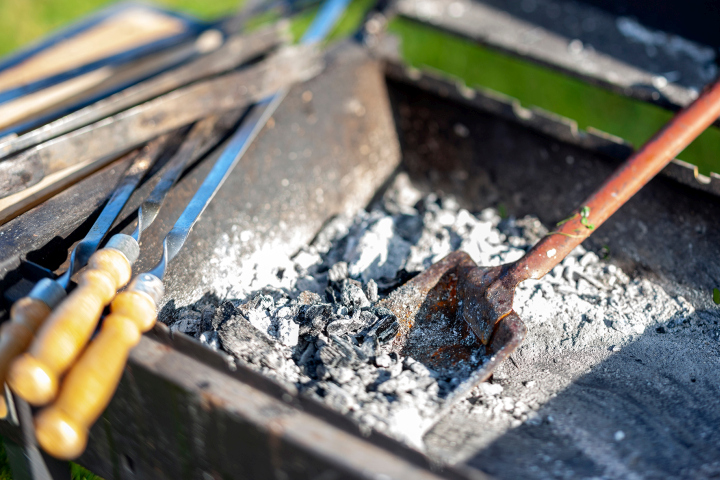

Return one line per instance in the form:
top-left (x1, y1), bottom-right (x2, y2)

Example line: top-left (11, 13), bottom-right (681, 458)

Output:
top-left (0, 297), bottom-right (53, 417)
top-left (34, 289), bottom-right (157, 460)
top-left (8, 248), bottom-right (132, 406)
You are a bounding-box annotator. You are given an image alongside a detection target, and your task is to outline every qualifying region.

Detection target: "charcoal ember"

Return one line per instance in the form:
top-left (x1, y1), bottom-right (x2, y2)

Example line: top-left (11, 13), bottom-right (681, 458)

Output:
top-left (213, 301), bottom-right (237, 330)
top-left (218, 312), bottom-right (283, 367)
top-left (171, 309), bottom-right (201, 335)
top-left (366, 308), bottom-right (399, 343)
top-left (258, 287), bottom-right (288, 306)
top-left (324, 286), bottom-right (341, 304)
top-left (326, 316), bottom-right (358, 336)
top-left (297, 290), bottom-right (323, 305)
top-left (242, 293), bottom-right (275, 312)
top-left (359, 309), bottom-right (377, 327)
top-left (329, 334), bottom-right (368, 364)
top-left (326, 309), bottom-right (373, 336)
top-left (237, 294), bottom-right (276, 335)
top-left (298, 303), bottom-right (333, 336)
top-left (358, 334), bottom-right (378, 359)
top-left (328, 261), bottom-right (349, 284)
top-left (364, 279), bottom-right (379, 303)
top-left (340, 279), bottom-right (370, 309)
top-left (297, 342), bottom-right (316, 370)
top-left (201, 305), bottom-right (216, 332)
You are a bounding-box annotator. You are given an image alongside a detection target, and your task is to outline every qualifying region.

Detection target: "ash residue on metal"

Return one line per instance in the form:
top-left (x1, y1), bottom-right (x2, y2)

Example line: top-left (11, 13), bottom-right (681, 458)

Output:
top-left (169, 172), bottom-right (698, 450)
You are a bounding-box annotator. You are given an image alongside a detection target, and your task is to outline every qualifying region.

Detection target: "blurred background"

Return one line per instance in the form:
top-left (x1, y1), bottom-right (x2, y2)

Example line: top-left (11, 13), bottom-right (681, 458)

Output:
top-left (1, 0), bottom-right (719, 175)
top-left (0, 0), bottom-right (239, 57)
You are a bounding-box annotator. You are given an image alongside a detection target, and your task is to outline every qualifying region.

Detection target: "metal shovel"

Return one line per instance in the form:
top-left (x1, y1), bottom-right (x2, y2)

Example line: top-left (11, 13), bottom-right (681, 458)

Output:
top-left (381, 77), bottom-right (720, 413)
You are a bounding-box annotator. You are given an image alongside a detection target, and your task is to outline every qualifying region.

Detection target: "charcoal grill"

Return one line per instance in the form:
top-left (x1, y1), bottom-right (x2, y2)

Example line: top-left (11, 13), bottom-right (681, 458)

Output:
top-left (1, 0), bottom-right (719, 478)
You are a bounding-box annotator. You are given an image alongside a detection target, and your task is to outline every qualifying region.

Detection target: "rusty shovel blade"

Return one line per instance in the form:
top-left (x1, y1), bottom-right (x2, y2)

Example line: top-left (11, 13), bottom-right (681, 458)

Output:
top-left (380, 251), bottom-right (526, 418)
top-left (382, 77), bottom-right (720, 409)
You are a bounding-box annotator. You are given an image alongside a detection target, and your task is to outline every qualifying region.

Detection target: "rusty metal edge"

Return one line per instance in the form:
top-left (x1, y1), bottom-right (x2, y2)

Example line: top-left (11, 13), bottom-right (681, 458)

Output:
top-left (391, 0), bottom-right (716, 116)
top-left (143, 324), bottom-right (489, 480)
top-left (381, 59), bottom-right (720, 198)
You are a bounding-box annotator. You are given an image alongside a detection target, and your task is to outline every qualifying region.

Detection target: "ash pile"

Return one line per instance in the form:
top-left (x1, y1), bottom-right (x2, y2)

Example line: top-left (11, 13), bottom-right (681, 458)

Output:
top-left (169, 173), bottom-right (695, 449)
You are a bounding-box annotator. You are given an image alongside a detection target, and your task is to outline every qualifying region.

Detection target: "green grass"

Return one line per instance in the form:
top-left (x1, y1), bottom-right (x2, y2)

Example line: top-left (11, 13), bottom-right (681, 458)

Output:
top-left (389, 17), bottom-right (720, 176)
top-left (0, 0), bottom-right (241, 59)
top-left (0, 440), bottom-right (12, 480)
top-left (0, 438), bottom-right (102, 480)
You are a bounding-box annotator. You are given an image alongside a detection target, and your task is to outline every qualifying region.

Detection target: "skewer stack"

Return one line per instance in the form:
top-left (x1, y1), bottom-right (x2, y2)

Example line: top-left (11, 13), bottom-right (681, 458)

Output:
top-left (0, 0), bottom-right (348, 461)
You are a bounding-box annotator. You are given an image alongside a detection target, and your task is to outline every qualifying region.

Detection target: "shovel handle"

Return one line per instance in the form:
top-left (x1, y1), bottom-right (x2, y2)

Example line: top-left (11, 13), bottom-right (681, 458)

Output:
top-left (9, 248), bottom-right (132, 406)
top-left (34, 287), bottom-right (157, 460)
top-left (509, 79), bottom-right (720, 283)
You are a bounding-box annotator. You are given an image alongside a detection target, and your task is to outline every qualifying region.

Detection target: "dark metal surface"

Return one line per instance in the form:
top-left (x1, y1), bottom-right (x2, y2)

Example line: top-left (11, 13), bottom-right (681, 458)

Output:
top-left (0, 44), bottom-right (322, 198)
top-left (394, 0), bottom-right (717, 111)
top-left (382, 60), bottom-right (720, 197)
top-left (149, 0), bottom-right (349, 280)
top-left (149, 99), bottom-right (282, 279)
top-left (132, 117), bottom-right (224, 241)
top-left (57, 138), bottom-right (168, 288)
top-left (0, 25), bottom-right (287, 159)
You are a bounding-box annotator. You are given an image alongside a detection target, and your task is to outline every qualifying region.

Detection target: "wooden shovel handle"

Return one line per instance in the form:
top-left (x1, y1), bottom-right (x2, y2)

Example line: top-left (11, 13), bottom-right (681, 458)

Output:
top-left (34, 289), bottom-right (157, 460)
top-left (508, 79), bottom-right (720, 283)
top-left (0, 297), bottom-right (53, 416)
top-left (8, 248), bottom-right (131, 406)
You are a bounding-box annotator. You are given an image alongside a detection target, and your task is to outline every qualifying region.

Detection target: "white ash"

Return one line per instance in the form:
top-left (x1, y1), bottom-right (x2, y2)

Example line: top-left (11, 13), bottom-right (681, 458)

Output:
top-left (171, 173), bottom-right (695, 451)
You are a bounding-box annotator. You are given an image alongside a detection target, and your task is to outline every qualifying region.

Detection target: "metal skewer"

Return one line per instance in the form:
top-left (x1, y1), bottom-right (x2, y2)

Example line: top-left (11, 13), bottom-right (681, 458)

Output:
top-left (21, 0), bottom-right (350, 459)
top-left (0, 24), bottom-right (285, 159)
top-left (6, 115), bottom-right (228, 408)
top-left (0, 135), bottom-right (170, 417)
top-left (0, 43), bottom-right (322, 200)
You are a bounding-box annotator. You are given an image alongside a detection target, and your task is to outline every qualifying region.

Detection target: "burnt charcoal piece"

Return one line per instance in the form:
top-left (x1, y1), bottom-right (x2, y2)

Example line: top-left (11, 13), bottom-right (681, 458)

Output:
top-left (218, 313), bottom-right (282, 368)
top-left (201, 306), bottom-right (216, 332)
top-left (364, 279), bottom-right (379, 303)
top-left (328, 261), bottom-right (349, 284)
top-left (240, 293), bottom-right (274, 313)
top-left (298, 303), bottom-right (333, 336)
top-left (326, 309), bottom-right (375, 336)
top-left (317, 343), bottom-right (345, 368)
top-left (325, 286), bottom-right (341, 304)
top-left (212, 301), bottom-right (237, 330)
top-left (329, 334), bottom-right (368, 364)
top-left (366, 307), bottom-right (399, 343)
top-left (341, 279), bottom-right (370, 309)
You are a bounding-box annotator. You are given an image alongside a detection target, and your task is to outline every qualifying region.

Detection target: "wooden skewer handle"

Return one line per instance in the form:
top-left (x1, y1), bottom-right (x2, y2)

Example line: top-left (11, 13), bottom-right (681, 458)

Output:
top-left (8, 247), bottom-right (132, 406)
top-left (35, 275), bottom-right (161, 460)
top-left (0, 297), bottom-right (53, 416)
